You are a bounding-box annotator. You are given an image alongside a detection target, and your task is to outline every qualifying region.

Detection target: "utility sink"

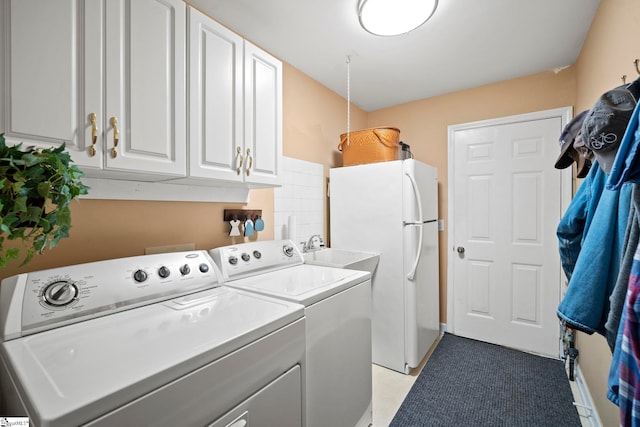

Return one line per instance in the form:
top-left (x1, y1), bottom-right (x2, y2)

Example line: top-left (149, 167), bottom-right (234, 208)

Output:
top-left (304, 248), bottom-right (380, 276)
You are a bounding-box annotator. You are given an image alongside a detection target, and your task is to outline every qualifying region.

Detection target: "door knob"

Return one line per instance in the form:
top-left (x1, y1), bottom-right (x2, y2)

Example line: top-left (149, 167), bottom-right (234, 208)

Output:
top-left (456, 246), bottom-right (465, 254)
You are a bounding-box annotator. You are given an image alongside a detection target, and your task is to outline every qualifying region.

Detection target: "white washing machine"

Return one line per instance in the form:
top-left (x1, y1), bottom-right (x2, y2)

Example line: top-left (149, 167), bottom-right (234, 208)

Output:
top-left (0, 250), bottom-right (305, 427)
top-left (210, 240), bottom-right (372, 427)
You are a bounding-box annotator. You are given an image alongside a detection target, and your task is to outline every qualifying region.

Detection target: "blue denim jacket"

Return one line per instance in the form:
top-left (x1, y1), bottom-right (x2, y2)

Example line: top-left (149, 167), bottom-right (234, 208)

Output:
top-left (557, 163), bottom-right (633, 335)
top-left (607, 101), bottom-right (640, 191)
top-left (556, 164), bottom-right (606, 281)
top-left (606, 103), bottom-right (640, 406)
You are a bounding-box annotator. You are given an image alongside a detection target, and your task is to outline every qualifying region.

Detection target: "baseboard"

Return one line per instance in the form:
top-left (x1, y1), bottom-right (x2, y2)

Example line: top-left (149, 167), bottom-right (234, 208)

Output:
top-left (572, 364), bottom-right (603, 427)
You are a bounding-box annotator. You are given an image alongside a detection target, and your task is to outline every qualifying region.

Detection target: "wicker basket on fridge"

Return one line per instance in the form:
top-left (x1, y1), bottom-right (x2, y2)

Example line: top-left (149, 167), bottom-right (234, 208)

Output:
top-left (338, 127), bottom-right (401, 166)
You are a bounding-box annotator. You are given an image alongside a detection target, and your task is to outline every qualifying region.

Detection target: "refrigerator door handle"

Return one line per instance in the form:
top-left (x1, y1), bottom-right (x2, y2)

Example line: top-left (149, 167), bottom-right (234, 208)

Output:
top-left (405, 172), bottom-right (424, 222)
top-left (403, 219), bottom-right (437, 226)
top-left (405, 172), bottom-right (424, 281)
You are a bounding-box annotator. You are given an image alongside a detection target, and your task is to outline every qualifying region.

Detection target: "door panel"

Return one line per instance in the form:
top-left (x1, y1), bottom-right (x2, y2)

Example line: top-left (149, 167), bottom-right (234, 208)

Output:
top-left (2, 0), bottom-right (99, 168)
top-left (244, 41), bottom-right (282, 185)
top-left (187, 6), bottom-right (243, 182)
top-left (105, 0), bottom-right (186, 176)
top-left (450, 113), bottom-right (566, 357)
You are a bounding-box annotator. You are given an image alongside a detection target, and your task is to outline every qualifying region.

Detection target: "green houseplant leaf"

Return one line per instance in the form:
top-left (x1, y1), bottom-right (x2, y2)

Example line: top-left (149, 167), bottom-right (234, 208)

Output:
top-left (0, 133), bottom-right (89, 266)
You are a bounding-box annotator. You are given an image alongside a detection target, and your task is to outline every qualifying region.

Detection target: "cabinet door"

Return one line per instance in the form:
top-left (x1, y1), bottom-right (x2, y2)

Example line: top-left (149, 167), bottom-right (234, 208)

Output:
top-left (104, 0), bottom-right (186, 178)
top-left (1, 0), bottom-right (100, 169)
top-left (244, 41), bottom-right (282, 186)
top-left (187, 7), bottom-right (243, 183)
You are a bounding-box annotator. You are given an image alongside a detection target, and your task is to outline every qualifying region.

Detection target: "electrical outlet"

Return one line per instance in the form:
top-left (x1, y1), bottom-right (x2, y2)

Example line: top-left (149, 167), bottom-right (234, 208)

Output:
top-left (145, 243), bottom-right (196, 255)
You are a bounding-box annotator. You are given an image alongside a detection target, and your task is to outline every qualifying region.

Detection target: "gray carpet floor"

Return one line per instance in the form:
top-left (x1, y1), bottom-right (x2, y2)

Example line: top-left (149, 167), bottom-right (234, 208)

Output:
top-left (389, 333), bottom-right (582, 426)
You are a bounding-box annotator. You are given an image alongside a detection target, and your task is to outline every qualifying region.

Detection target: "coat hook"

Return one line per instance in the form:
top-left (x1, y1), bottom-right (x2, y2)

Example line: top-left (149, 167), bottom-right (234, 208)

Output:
top-left (635, 59), bottom-right (640, 75)
top-left (622, 74), bottom-right (628, 84)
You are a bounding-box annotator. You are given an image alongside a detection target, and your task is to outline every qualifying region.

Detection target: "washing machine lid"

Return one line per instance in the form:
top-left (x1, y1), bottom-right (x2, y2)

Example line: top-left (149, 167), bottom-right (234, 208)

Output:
top-left (1, 287), bottom-right (304, 427)
top-left (224, 264), bottom-right (370, 306)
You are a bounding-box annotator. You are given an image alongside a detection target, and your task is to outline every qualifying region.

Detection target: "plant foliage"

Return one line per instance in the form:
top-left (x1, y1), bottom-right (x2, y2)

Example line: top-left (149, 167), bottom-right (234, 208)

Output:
top-left (0, 133), bottom-right (89, 267)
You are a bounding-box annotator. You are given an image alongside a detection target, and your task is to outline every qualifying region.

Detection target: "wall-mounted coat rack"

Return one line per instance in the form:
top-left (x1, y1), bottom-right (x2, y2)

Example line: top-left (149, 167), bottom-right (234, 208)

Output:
top-left (224, 209), bottom-right (262, 222)
top-left (622, 59), bottom-right (640, 84)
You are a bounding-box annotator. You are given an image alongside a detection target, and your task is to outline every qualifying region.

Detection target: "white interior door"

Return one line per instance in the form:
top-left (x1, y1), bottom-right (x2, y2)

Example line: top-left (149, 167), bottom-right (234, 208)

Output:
top-left (448, 108), bottom-right (571, 357)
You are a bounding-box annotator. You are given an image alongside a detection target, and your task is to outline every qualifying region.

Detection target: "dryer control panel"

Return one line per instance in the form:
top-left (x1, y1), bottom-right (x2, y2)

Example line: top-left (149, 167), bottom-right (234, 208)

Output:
top-left (0, 251), bottom-right (220, 340)
top-left (210, 240), bottom-right (304, 281)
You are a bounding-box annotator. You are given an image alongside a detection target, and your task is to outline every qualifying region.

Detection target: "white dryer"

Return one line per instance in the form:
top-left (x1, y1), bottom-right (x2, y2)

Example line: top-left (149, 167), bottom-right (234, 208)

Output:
top-left (210, 240), bottom-right (372, 427)
top-left (0, 250), bottom-right (305, 427)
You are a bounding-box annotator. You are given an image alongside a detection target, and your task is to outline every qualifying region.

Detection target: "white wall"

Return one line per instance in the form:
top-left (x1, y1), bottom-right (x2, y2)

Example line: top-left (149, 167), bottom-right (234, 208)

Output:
top-left (274, 157), bottom-right (324, 250)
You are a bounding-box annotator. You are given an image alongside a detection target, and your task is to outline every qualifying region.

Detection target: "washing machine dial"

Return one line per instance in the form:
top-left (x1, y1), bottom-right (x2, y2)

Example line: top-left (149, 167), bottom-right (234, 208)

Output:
top-left (179, 264), bottom-right (191, 276)
top-left (253, 250), bottom-right (262, 259)
top-left (42, 280), bottom-right (79, 307)
top-left (241, 253), bottom-right (251, 262)
top-left (228, 256), bottom-right (238, 265)
top-left (282, 244), bottom-right (295, 257)
top-left (133, 269), bottom-right (148, 283)
top-left (199, 263), bottom-right (209, 273)
top-left (158, 266), bottom-right (171, 278)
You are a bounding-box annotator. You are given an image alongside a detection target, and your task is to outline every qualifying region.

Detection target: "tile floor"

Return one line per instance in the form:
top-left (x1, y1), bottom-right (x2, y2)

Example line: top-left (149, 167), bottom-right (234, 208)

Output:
top-left (370, 334), bottom-right (593, 427)
top-left (371, 336), bottom-right (437, 426)
top-left (372, 363), bottom-right (422, 426)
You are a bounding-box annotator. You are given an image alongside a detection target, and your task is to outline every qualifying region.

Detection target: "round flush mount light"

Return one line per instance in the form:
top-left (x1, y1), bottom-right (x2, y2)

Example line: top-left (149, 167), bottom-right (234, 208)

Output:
top-left (358, 0), bottom-right (438, 37)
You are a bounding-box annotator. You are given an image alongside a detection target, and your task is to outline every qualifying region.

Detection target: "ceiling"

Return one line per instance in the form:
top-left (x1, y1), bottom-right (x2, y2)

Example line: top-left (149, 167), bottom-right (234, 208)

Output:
top-left (188, 0), bottom-right (600, 112)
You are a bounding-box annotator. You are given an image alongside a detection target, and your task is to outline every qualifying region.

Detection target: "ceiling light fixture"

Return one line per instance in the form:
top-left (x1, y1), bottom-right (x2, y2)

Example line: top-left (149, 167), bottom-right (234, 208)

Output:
top-left (358, 0), bottom-right (438, 37)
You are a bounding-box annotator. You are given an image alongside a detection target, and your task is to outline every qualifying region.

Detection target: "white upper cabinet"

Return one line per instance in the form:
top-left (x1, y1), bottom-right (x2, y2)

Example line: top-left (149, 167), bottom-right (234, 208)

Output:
top-left (1, 0), bottom-right (186, 181)
top-left (243, 41), bottom-right (283, 187)
top-left (184, 7), bottom-right (243, 183)
top-left (101, 0), bottom-right (186, 179)
top-left (179, 7), bottom-right (282, 187)
top-left (1, 1), bottom-right (88, 159)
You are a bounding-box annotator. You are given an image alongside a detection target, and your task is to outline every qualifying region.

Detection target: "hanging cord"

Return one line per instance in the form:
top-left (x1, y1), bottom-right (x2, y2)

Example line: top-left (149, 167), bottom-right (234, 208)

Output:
top-left (346, 56), bottom-right (351, 146)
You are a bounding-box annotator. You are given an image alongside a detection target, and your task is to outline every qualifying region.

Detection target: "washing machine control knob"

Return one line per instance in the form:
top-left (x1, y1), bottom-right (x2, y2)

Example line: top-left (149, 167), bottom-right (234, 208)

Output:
top-left (157, 266), bottom-right (170, 278)
top-left (179, 264), bottom-right (191, 276)
top-left (241, 253), bottom-right (251, 262)
top-left (133, 269), bottom-right (148, 283)
top-left (253, 250), bottom-right (262, 259)
top-left (42, 280), bottom-right (79, 307)
top-left (228, 256), bottom-right (238, 265)
top-left (283, 244), bottom-right (295, 257)
top-left (199, 263), bottom-right (209, 273)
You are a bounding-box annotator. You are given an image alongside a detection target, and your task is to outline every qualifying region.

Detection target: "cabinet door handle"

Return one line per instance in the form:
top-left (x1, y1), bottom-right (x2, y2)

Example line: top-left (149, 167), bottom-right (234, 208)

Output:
top-left (88, 113), bottom-right (98, 157)
top-left (236, 146), bottom-right (243, 175)
top-left (245, 148), bottom-right (253, 176)
top-left (110, 116), bottom-right (119, 158)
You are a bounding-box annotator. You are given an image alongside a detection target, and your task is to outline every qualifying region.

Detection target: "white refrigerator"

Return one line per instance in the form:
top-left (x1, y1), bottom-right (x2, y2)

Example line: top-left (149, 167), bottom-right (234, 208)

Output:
top-left (329, 159), bottom-right (439, 374)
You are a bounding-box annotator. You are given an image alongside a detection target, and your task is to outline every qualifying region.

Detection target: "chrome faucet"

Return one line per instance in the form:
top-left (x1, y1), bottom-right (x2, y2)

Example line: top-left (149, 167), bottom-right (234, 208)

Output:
top-left (302, 235), bottom-right (324, 253)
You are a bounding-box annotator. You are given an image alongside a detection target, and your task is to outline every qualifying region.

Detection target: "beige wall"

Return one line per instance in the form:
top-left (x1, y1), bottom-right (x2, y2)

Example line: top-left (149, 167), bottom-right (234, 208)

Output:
top-left (0, 194), bottom-right (275, 277)
top-left (365, 2), bottom-right (639, 423)
top-left (571, 1), bottom-right (640, 425)
top-left (1, 1), bottom-right (635, 423)
top-left (283, 63), bottom-right (368, 166)
top-left (0, 63), bottom-right (366, 280)
top-left (368, 69), bottom-right (577, 322)
top-left (282, 63), bottom-right (368, 242)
